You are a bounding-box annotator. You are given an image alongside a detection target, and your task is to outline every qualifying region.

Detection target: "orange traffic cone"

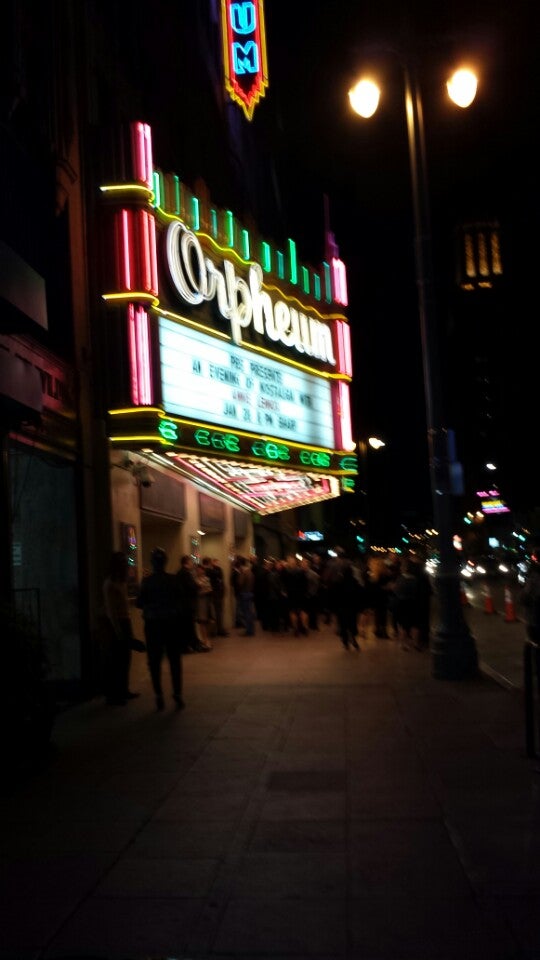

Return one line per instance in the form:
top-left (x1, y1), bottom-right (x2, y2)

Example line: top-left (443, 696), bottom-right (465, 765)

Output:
top-left (503, 585), bottom-right (517, 623)
top-left (460, 582), bottom-right (470, 606)
top-left (483, 582), bottom-right (496, 615)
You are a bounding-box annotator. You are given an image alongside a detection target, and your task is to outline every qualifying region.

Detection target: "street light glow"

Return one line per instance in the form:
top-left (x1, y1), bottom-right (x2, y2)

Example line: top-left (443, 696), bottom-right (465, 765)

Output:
top-left (446, 68), bottom-right (478, 108)
top-left (368, 436), bottom-right (385, 450)
top-left (348, 78), bottom-right (380, 118)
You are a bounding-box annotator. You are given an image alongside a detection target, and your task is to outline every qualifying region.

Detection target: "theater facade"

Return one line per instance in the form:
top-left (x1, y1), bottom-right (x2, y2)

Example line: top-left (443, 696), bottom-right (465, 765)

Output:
top-left (100, 122), bottom-right (357, 599)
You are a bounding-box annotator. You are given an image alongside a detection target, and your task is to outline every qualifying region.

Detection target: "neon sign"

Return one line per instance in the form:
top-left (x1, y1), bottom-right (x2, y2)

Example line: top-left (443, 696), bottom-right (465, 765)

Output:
top-left (111, 412), bottom-right (357, 476)
top-left (165, 222), bottom-right (336, 365)
top-left (221, 1), bottom-right (269, 121)
top-left (481, 499), bottom-right (510, 515)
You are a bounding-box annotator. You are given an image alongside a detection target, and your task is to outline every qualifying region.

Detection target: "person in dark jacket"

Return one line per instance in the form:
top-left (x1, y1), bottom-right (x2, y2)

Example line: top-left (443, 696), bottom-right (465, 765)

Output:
top-left (210, 557), bottom-right (228, 636)
top-left (235, 556), bottom-right (256, 635)
top-left (333, 559), bottom-right (361, 650)
top-left (137, 547), bottom-right (184, 711)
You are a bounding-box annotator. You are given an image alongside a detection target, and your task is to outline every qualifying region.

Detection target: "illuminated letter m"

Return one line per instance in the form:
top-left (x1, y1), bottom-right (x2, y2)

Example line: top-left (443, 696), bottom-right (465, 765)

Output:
top-left (232, 41), bottom-right (259, 75)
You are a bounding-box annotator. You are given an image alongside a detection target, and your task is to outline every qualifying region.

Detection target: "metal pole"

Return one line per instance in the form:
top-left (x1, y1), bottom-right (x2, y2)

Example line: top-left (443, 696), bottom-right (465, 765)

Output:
top-left (358, 439), bottom-right (369, 550)
top-left (403, 61), bottom-right (478, 679)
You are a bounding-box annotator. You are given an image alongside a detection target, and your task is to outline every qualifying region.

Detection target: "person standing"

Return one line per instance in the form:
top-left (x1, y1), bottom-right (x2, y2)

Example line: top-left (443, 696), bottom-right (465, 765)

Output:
top-left (236, 556), bottom-right (256, 636)
top-left (392, 556), bottom-right (421, 650)
top-left (194, 563), bottom-right (214, 651)
top-left (210, 557), bottom-right (228, 636)
top-left (282, 554), bottom-right (309, 636)
top-left (408, 554), bottom-right (433, 650)
top-left (176, 554), bottom-right (204, 653)
top-left (136, 547), bottom-right (184, 712)
top-left (303, 556), bottom-right (321, 631)
top-left (102, 551), bottom-right (140, 706)
top-left (369, 555), bottom-right (393, 639)
top-left (333, 558), bottom-right (361, 650)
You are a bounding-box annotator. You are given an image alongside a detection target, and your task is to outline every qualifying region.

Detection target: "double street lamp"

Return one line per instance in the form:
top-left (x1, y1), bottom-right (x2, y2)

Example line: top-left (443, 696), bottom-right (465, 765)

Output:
top-left (349, 56), bottom-right (479, 680)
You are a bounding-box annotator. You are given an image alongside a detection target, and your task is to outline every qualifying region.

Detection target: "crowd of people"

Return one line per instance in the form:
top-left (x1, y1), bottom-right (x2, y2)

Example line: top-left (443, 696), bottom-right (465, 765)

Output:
top-left (102, 547), bottom-right (434, 713)
top-left (234, 549), bottom-right (433, 652)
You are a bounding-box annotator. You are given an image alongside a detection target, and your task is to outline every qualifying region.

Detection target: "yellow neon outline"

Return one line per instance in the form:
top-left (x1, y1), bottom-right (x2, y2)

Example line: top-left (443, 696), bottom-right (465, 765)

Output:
top-left (154, 307), bottom-right (350, 381)
top-left (100, 183), bottom-right (155, 201)
top-left (156, 309), bottom-right (231, 343)
top-left (152, 209), bottom-right (347, 322)
top-left (102, 292), bottom-right (159, 306)
top-left (108, 407), bottom-right (163, 415)
top-left (107, 409), bottom-right (357, 466)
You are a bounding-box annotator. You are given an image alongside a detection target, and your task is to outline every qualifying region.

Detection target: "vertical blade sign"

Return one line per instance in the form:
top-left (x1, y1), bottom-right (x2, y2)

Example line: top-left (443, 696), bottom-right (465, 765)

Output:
top-left (221, 1), bottom-right (269, 121)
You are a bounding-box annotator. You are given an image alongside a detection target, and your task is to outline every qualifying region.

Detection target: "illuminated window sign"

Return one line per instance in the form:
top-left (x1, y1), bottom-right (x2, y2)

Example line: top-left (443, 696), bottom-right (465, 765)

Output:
top-left (165, 222), bottom-right (336, 366)
top-left (298, 531), bottom-right (324, 541)
top-left (221, 0), bottom-right (269, 121)
top-left (481, 499), bottom-right (510, 514)
top-left (159, 318), bottom-right (335, 449)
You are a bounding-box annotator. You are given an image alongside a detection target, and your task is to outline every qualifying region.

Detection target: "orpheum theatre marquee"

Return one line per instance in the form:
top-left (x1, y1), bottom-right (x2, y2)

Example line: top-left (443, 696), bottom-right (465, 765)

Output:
top-left (100, 122), bottom-right (357, 515)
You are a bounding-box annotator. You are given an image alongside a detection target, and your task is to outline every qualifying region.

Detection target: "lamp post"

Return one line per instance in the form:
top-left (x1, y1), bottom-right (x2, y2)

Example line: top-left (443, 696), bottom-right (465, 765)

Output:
top-left (349, 59), bottom-right (479, 679)
top-left (357, 436), bottom-right (385, 551)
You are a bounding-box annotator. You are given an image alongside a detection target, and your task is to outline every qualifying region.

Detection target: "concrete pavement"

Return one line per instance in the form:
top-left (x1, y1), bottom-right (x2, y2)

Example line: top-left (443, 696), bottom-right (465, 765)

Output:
top-left (1, 607), bottom-right (539, 960)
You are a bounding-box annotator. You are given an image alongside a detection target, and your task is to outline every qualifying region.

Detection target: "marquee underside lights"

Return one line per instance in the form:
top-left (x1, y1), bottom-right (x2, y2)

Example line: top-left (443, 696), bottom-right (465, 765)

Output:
top-left (221, 0), bottom-right (269, 121)
top-left (164, 454), bottom-right (339, 514)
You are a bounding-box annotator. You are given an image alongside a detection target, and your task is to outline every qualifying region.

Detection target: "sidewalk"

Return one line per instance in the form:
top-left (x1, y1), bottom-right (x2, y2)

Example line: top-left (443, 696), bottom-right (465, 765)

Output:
top-left (1, 613), bottom-right (539, 960)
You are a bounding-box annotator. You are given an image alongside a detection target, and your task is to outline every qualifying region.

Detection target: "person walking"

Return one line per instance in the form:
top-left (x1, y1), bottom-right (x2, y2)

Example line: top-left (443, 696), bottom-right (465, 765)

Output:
top-left (136, 547), bottom-right (185, 711)
top-left (102, 551), bottom-right (140, 706)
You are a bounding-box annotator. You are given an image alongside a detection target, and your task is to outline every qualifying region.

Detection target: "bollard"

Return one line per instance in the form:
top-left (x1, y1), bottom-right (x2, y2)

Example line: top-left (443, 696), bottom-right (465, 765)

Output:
top-left (503, 585), bottom-right (517, 623)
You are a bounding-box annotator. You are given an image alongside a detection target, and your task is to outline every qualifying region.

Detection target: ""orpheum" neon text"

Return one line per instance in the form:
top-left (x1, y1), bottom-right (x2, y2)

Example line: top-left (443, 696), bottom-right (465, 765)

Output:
top-left (165, 221), bottom-right (336, 366)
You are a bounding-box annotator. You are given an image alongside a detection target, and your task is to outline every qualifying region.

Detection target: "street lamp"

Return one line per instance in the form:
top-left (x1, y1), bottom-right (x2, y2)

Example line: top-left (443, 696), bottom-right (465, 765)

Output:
top-left (349, 57), bottom-right (479, 680)
top-left (357, 436), bottom-right (386, 550)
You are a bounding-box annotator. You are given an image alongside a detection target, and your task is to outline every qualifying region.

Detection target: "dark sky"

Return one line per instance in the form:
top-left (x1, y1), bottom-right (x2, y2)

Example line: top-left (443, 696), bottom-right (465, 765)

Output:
top-left (142, 0), bottom-right (535, 535)
top-left (253, 0), bottom-right (536, 532)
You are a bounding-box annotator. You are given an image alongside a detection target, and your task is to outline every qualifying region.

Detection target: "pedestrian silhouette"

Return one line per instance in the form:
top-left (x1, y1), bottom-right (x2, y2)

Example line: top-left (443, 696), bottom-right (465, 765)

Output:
top-left (136, 547), bottom-right (184, 711)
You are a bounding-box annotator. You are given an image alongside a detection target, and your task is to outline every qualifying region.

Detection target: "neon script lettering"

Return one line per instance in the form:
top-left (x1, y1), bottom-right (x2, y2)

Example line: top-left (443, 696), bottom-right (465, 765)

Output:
top-left (166, 221), bottom-right (336, 366)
